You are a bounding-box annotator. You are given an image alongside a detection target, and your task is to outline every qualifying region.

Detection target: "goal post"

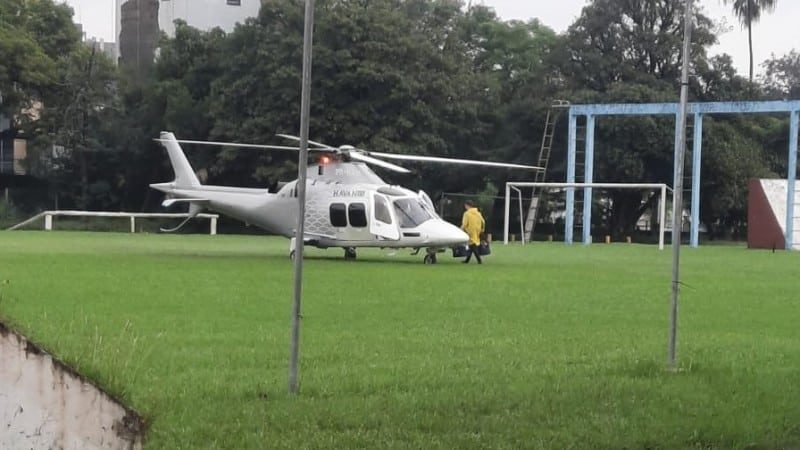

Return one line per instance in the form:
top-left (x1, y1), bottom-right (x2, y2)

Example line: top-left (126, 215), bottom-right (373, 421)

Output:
top-left (504, 182), bottom-right (668, 250)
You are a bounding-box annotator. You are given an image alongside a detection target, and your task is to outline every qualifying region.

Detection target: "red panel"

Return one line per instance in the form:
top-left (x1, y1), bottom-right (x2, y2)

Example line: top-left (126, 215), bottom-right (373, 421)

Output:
top-left (747, 179), bottom-right (785, 249)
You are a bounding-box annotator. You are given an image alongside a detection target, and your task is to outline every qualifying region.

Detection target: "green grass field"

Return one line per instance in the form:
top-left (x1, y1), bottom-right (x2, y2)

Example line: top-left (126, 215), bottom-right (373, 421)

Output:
top-left (1, 231), bottom-right (799, 449)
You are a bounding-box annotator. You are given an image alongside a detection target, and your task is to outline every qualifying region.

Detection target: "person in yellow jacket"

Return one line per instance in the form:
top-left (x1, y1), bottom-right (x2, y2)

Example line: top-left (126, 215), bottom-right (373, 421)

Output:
top-left (461, 200), bottom-right (485, 264)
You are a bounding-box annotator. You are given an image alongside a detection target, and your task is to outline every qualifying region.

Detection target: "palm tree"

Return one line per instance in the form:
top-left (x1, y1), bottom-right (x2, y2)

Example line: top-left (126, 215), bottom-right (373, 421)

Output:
top-left (723, 0), bottom-right (778, 82)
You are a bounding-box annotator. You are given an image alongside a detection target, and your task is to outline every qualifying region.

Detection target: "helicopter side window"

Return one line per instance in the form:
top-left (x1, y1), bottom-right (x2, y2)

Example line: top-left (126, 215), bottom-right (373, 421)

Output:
top-left (348, 203), bottom-right (367, 227)
top-left (329, 203), bottom-right (347, 227)
top-left (373, 195), bottom-right (393, 224)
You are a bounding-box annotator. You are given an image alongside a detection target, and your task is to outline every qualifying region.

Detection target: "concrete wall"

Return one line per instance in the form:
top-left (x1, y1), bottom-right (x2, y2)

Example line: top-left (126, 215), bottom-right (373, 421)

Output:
top-left (0, 322), bottom-right (144, 449)
top-left (747, 178), bottom-right (800, 250)
top-left (748, 179), bottom-right (785, 249)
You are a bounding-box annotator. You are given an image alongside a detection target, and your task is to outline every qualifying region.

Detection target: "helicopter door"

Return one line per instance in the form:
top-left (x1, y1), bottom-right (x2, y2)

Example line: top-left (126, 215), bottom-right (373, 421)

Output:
top-left (370, 193), bottom-right (400, 240)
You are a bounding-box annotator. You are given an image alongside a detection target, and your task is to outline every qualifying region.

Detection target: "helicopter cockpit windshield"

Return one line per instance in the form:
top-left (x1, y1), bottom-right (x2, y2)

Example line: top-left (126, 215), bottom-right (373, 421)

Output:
top-left (393, 198), bottom-right (433, 228)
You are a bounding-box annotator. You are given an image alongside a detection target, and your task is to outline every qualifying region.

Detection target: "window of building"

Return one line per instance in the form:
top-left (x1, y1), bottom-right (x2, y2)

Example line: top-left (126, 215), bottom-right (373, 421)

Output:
top-left (227, 0), bottom-right (241, 5)
top-left (348, 203), bottom-right (367, 227)
top-left (330, 203), bottom-right (347, 227)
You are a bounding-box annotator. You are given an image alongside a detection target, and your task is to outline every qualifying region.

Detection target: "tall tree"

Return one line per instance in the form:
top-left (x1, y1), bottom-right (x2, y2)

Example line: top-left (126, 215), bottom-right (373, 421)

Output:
top-left (208, 0), bottom-right (493, 194)
top-left (723, 0), bottom-right (778, 83)
top-left (2, 0), bottom-right (119, 210)
top-left (563, 0), bottom-right (716, 92)
top-left (0, 0), bottom-right (80, 122)
top-left (560, 0), bottom-right (717, 237)
top-left (28, 44), bottom-right (118, 209)
top-left (761, 50), bottom-right (800, 98)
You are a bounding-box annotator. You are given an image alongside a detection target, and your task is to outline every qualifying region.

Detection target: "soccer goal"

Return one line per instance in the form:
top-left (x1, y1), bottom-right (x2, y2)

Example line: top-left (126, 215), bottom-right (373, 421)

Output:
top-left (503, 182), bottom-right (668, 250)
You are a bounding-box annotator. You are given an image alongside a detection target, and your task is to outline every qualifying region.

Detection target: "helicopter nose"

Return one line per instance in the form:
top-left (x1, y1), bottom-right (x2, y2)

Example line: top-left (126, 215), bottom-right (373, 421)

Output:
top-left (425, 220), bottom-right (469, 246)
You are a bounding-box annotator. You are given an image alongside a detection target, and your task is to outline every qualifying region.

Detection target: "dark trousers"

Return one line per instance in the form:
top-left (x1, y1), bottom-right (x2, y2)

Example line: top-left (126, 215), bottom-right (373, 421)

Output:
top-left (464, 244), bottom-right (482, 264)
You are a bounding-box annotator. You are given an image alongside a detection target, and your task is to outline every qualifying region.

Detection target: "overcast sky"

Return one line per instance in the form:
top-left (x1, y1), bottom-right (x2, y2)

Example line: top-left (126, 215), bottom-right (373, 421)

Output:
top-left (66, 0), bottom-right (799, 77)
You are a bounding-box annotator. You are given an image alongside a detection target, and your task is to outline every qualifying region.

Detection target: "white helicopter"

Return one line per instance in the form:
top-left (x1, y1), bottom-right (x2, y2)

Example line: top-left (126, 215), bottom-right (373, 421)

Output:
top-left (150, 132), bottom-right (540, 264)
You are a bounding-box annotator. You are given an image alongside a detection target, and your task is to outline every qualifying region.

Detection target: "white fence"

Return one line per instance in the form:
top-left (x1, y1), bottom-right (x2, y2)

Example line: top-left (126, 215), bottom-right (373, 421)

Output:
top-left (7, 210), bottom-right (219, 234)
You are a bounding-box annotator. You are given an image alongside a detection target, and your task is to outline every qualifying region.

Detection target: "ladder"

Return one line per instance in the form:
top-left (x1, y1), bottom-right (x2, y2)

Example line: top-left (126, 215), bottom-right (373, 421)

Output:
top-left (523, 100), bottom-right (570, 240)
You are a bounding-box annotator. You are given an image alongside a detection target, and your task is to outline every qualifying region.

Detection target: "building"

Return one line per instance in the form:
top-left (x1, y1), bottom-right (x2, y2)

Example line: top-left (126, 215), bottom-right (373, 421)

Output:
top-left (117, 0), bottom-right (160, 75)
top-left (115, 0), bottom-right (261, 73)
top-left (73, 19), bottom-right (118, 63)
top-left (85, 38), bottom-right (117, 62)
top-left (0, 107), bottom-right (26, 178)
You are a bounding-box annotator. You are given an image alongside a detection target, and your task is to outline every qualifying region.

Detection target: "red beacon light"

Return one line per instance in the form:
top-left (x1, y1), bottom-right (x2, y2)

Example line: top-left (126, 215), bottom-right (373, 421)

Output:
top-left (319, 155), bottom-right (332, 165)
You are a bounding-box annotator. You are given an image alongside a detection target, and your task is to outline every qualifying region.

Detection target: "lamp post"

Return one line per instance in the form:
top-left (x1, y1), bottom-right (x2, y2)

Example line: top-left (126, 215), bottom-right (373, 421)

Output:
top-left (669, 0), bottom-right (693, 371)
top-left (288, 0), bottom-right (316, 395)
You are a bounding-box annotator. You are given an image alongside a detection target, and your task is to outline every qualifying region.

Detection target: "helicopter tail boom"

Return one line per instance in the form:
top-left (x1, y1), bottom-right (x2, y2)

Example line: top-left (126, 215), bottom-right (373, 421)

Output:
top-left (159, 131), bottom-right (201, 188)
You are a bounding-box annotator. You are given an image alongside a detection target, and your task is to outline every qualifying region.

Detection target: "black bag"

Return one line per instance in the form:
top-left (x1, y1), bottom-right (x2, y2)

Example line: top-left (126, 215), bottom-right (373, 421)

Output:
top-left (452, 244), bottom-right (468, 258)
top-left (477, 240), bottom-right (491, 256)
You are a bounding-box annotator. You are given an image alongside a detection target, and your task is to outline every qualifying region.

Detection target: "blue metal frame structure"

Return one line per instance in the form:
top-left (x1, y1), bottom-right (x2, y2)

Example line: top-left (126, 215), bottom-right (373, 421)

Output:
top-left (565, 100), bottom-right (800, 249)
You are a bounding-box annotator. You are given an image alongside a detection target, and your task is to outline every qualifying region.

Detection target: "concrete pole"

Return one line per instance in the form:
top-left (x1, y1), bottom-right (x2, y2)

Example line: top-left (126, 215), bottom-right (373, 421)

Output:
top-left (786, 110), bottom-right (799, 250)
top-left (565, 113), bottom-right (577, 244)
top-left (690, 113), bottom-right (703, 248)
top-left (289, 0), bottom-right (315, 395)
top-left (582, 115), bottom-right (595, 245)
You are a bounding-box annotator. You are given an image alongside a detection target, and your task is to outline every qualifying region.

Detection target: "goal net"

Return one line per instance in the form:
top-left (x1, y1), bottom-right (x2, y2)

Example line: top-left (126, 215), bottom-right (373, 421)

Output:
top-left (503, 182), bottom-right (668, 250)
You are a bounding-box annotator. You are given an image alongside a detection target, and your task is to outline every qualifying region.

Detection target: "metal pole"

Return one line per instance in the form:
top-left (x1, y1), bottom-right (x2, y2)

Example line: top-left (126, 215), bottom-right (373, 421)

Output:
top-left (512, 186), bottom-right (525, 245)
top-left (659, 185), bottom-right (666, 251)
top-left (289, 0), bottom-right (315, 395)
top-left (668, 0), bottom-right (693, 371)
top-left (504, 183), bottom-right (510, 245)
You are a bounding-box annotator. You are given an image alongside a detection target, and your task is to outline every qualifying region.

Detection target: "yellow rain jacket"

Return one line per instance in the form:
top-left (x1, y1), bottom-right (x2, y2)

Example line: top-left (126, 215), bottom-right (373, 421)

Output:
top-left (461, 207), bottom-right (485, 245)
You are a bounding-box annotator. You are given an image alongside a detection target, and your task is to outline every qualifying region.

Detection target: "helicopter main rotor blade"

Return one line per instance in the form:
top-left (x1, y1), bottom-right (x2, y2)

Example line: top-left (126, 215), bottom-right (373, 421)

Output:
top-left (349, 152), bottom-right (411, 173)
top-left (368, 152), bottom-right (542, 171)
top-left (275, 133), bottom-right (336, 150)
top-left (153, 138), bottom-right (308, 152)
